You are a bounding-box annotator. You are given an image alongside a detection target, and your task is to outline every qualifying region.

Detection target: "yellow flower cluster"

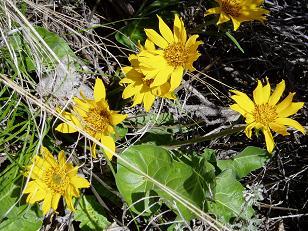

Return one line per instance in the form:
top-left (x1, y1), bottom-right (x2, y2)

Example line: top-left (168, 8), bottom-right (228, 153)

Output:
top-left (120, 15), bottom-right (203, 112)
top-left (22, 7), bottom-right (306, 218)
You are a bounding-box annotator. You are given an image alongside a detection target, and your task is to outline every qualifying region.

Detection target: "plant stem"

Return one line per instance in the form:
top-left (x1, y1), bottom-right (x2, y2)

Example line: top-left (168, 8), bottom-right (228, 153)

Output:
top-left (163, 124), bottom-right (246, 149)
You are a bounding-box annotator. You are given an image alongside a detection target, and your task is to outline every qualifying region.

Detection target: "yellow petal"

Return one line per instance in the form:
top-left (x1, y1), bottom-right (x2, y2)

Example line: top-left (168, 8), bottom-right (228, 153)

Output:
top-left (67, 166), bottom-right (78, 178)
top-left (230, 16), bottom-right (241, 31)
top-left (230, 104), bottom-right (247, 116)
top-left (144, 39), bottom-right (156, 51)
top-left (170, 66), bottom-right (184, 91)
top-left (230, 90), bottom-right (255, 113)
top-left (111, 113), bottom-right (127, 125)
top-left (64, 195), bottom-right (75, 211)
top-left (185, 35), bottom-right (200, 49)
top-left (268, 80), bottom-right (285, 106)
top-left (23, 181), bottom-right (39, 194)
top-left (217, 12), bottom-right (230, 25)
top-left (58, 150), bottom-right (66, 167)
top-left (55, 112), bottom-right (81, 133)
top-left (42, 192), bottom-right (52, 214)
top-left (27, 189), bottom-right (45, 204)
top-left (244, 122), bottom-right (256, 138)
top-left (278, 102), bottom-right (304, 118)
top-left (276, 92), bottom-right (295, 113)
top-left (173, 14), bottom-right (186, 43)
top-left (32, 152), bottom-right (52, 171)
top-left (245, 114), bottom-right (255, 124)
top-left (73, 98), bottom-right (90, 117)
top-left (90, 143), bottom-right (97, 158)
top-left (157, 15), bottom-right (174, 44)
top-left (275, 118), bottom-right (306, 134)
top-left (94, 78), bottom-right (106, 102)
top-left (143, 92), bottom-right (156, 112)
top-left (262, 77), bottom-right (271, 103)
top-left (101, 136), bottom-right (115, 160)
top-left (132, 93), bottom-right (144, 107)
top-left (51, 193), bottom-right (61, 210)
top-left (151, 69), bottom-right (172, 87)
top-left (262, 128), bottom-right (275, 153)
top-left (122, 84), bottom-right (136, 99)
top-left (253, 80), bottom-right (264, 105)
top-left (204, 7), bottom-right (221, 16)
top-left (145, 29), bottom-right (168, 49)
top-left (71, 176), bottom-right (90, 189)
top-left (41, 146), bottom-right (57, 167)
top-left (269, 122), bottom-right (289, 136)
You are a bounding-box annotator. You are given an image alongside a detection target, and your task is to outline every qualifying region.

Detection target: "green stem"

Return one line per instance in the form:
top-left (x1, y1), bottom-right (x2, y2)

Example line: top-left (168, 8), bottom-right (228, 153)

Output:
top-left (162, 125), bottom-right (246, 149)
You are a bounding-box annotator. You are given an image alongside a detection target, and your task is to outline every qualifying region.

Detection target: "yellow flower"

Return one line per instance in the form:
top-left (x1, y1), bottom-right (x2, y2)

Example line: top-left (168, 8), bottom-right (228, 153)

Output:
top-left (230, 79), bottom-right (305, 153)
top-left (205, 0), bottom-right (269, 31)
top-left (56, 78), bottom-right (127, 159)
top-left (120, 43), bottom-right (175, 112)
top-left (23, 146), bottom-right (90, 214)
top-left (137, 15), bottom-right (203, 92)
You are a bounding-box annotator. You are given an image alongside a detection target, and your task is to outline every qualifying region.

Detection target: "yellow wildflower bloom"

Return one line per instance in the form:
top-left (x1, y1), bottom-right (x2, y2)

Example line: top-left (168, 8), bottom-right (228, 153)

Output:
top-left (205, 0), bottom-right (269, 31)
top-left (230, 79), bottom-right (305, 153)
top-left (56, 78), bottom-right (127, 159)
top-left (120, 41), bottom-right (175, 112)
top-left (138, 15), bottom-right (203, 91)
top-left (23, 146), bottom-right (90, 214)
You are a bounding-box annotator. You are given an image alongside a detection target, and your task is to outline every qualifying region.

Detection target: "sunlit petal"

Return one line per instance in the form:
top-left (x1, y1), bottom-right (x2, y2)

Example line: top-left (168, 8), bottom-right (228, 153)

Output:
top-left (268, 80), bottom-right (285, 106)
top-left (94, 78), bottom-right (106, 102)
top-left (262, 128), bottom-right (275, 153)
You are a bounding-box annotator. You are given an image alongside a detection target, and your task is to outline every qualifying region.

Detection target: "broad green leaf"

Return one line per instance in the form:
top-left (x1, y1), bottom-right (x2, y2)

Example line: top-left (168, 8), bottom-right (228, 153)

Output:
top-left (208, 170), bottom-right (254, 222)
top-left (0, 164), bottom-right (42, 230)
top-left (190, 149), bottom-right (216, 199)
top-left (115, 20), bottom-right (146, 49)
top-left (75, 195), bottom-right (110, 231)
top-left (115, 145), bottom-right (207, 220)
top-left (35, 27), bottom-right (76, 60)
top-left (115, 124), bottom-right (128, 139)
top-left (217, 146), bottom-right (269, 179)
top-left (0, 207), bottom-right (42, 231)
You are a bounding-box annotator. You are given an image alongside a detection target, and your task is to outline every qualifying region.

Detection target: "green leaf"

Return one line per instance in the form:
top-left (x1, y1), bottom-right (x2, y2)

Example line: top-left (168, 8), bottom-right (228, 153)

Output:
top-left (75, 195), bottom-right (110, 231)
top-left (208, 170), bottom-right (254, 222)
top-left (190, 149), bottom-right (216, 199)
top-left (217, 146), bottom-right (269, 179)
top-left (225, 31), bottom-right (244, 53)
top-left (115, 124), bottom-right (128, 139)
top-left (115, 20), bottom-right (146, 49)
top-left (0, 207), bottom-right (42, 231)
top-left (115, 145), bottom-right (207, 220)
top-left (0, 164), bottom-right (42, 230)
top-left (35, 27), bottom-right (76, 60)
top-left (139, 0), bottom-right (179, 16)
top-left (130, 112), bottom-right (174, 126)
top-left (0, 164), bottom-right (21, 218)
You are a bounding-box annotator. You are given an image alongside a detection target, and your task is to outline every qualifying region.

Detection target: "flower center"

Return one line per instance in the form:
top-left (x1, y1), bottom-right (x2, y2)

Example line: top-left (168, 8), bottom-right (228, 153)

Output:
top-left (144, 79), bottom-right (154, 87)
top-left (44, 168), bottom-right (69, 194)
top-left (84, 107), bottom-right (111, 136)
top-left (253, 104), bottom-right (277, 126)
top-left (164, 42), bottom-right (188, 67)
top-left (221, 0), bottom-right (241, 17)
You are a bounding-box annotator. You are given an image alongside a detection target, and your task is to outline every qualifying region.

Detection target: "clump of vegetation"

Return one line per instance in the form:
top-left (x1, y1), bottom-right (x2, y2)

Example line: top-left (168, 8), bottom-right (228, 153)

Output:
top-left (0, 0), bottom-right (307, 230)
